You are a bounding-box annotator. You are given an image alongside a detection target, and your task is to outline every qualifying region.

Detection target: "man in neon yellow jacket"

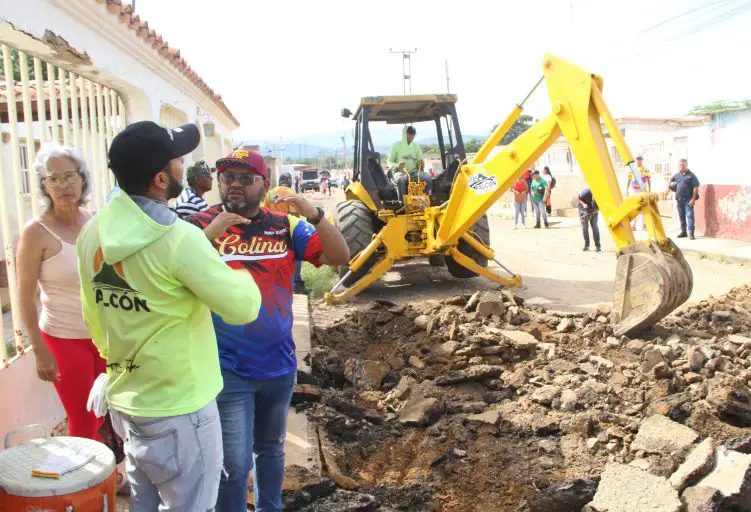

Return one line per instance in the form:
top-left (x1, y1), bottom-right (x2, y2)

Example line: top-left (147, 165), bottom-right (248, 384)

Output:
top-left (77, 121), bottom-right (261, 511)
top-left (388, 125), bottom-right (430, 200)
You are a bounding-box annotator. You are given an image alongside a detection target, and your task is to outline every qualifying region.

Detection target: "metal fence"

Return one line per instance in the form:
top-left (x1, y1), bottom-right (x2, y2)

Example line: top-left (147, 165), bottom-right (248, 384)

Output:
top-left (0, 44), bottom-right (125, 367)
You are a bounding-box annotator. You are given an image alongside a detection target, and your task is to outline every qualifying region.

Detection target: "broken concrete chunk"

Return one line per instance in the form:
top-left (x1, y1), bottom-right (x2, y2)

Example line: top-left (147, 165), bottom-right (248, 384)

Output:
top-left (728, 334), bottom-right (751, 345)
top-left (466, 409), bottom-right (500, 426)
top-left (500, 330), bottom-right (538, 350)
top-left (548, 359), bottom-right (579, 374)
top-left (641, 348), bottom-right (666, 374)
top-left (627, 339), bottom-right (646, 354)
top-left (695, 447), bottom-right (751, 508)
top-left (669, 437), bottom-right (716, 491)
top-left (397, 396), bottom-right (442, 426)
top-left (531, 385), bottom-right (561, 406)
top-left (344, 359), bottom-right (391, 391)
top-left (504, 367), bottom-right (528, 389)
top-left (435, 364), bottom-right (503, 385)
top-left (589, 355), bottom-right (614, 369)
top-left (680, 485), bottom-right (722, 512)
top-left (588, 463), bottom-right (682, 512)
top-left (688, 346), bottom-right (708, 372)
top-left (556, 318), bottom-right (575, 333)
top-left (631, 415), bottom-right (699, 454)
top-left (292, 384), bottom-right (322, 405)
top-left (527, 476), bottom-right (600, 512)
top-left (723, 433), bottom-right (751, 454)
top-left (465, 291), bottom-right (481, 312)
top-left (414, 314), bottom-right (430, 328)
top-left (711, 310), bottom-right (731, 320)
top-left (475, 292), bottom-right (506, 318)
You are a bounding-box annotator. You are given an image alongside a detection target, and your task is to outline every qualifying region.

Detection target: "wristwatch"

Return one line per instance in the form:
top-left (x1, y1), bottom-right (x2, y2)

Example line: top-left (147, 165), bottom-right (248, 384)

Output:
top-left (307, 207), bottom-right (325, 226)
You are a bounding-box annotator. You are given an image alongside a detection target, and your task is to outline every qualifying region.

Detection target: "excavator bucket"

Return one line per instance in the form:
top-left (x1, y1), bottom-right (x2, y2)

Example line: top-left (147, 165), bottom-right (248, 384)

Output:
top-left (611, 240), bottom-right (693, 336)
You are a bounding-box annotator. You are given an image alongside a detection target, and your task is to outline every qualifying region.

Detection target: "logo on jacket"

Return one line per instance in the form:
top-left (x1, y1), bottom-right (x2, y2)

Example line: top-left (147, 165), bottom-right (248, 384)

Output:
top-left (92, 248), bottom-right (150, 313)
top-left (468, 173), bottom-right (498, 194)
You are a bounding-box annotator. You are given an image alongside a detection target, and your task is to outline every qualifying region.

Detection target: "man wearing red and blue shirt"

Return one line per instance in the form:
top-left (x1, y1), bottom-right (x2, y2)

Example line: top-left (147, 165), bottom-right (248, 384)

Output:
top-left (186, 149), bottom-right (349, 512)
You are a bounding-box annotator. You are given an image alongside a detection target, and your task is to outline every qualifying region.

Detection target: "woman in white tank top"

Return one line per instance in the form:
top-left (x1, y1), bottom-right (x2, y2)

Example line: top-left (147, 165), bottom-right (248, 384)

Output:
top-left (16, 144), bottom-right (105, 440)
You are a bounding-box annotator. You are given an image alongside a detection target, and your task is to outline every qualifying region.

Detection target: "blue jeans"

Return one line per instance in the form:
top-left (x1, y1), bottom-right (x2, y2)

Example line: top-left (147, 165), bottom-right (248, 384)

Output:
top-left (110, 401), bottom-right (223, 512)
top-left (513, 201), bottom-right (526, 226)
top-left (215, 369), bottom-right (296, 512)
top-left (293, 259), bottom-right (305, 289)
top-left (532, 200), bottom-right (548, 225)
top-left (677, 199), bottom-right (695, 235)
top-left (580, 211), bottom-right (601, 249)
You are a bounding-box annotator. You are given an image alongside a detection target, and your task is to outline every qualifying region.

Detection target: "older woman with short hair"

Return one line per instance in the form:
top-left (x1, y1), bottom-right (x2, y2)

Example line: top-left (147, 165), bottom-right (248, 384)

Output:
top-left (16, 143), bottom-right (105, 439)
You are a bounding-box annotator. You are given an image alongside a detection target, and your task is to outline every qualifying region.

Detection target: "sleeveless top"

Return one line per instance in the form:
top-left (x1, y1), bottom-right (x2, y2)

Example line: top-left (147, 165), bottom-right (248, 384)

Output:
top-left (37, 213), bottom-right (91, 339)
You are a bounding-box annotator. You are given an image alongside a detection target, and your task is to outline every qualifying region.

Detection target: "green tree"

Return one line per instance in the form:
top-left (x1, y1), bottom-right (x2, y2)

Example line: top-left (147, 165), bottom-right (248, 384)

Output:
top-left (465, 138), bottom-right (484, 153)
top-left (0, 46), bottom-right (50, 81)
top-left (490, 114), bottom-right (535, 145)
top-left (688, 100), bottom-right (751, 115)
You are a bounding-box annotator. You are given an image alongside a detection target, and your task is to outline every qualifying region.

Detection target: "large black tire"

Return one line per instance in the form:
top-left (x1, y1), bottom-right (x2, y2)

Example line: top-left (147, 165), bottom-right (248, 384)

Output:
top-left (428, 254), bottom-right (446, 267)
top-left (444, 214), bottom-right (491, 278)
top-left (335, 200), bottom-right (379, 286)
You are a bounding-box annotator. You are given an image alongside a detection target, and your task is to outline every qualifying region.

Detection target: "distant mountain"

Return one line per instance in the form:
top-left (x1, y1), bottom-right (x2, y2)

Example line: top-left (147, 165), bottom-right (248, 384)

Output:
top-left (237, 130), bottom-right (490, 161)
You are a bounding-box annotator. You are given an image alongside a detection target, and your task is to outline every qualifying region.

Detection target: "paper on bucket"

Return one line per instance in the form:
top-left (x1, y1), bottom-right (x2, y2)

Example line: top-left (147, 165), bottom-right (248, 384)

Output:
top-left (31, 447), bottom-right (95, 479)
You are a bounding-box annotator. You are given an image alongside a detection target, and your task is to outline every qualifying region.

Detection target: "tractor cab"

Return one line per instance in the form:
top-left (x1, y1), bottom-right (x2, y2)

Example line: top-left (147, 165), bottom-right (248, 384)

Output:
top-left (341, 94), bottom-right (467, 209)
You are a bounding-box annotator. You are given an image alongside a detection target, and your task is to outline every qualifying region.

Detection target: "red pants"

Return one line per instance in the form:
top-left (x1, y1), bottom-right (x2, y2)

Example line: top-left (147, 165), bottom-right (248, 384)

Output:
top-left (40, 331), bottom-right (107, 439)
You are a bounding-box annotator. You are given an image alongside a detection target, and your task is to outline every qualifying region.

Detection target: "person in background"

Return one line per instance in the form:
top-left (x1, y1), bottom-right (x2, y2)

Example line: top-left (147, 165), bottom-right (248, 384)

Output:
top-left (389, 125), bottom-right (430, 200)
top-left (342, 174), bottom-right (351, 189)
top-left (78, 121), bottom-right (262, 511)
top-left (512, 175), bottom-right (528, 229)
top-left (542, 166), bottom-right (555, 215)
top-left (320, 169), bottom-right (331, 197)
top-left (278, 171), bottom-right (293, 188)
top-left (669, 158), bottom-right (700, 240)
top-left (578, 187), bottom-right (601, 252)
top-left (17, 144), bottom-right (103, 440)
top-left (523, 168), bottom-right (533, 213)
top-left (530, 170), bottom-right (550, 229)
top-left (186, 149), bottom-right (349, 512)
top-left (294, 173), bottom-right (301, 194)
top-left (626, 155), bottom-right (651, 231)
top-left (174, 159), bottom-right (214, 219)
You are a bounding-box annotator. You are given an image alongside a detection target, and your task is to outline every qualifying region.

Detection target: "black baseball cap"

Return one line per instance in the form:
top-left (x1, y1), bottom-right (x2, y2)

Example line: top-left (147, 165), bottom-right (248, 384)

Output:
top-left (108, 121), bottom-right (200, 180)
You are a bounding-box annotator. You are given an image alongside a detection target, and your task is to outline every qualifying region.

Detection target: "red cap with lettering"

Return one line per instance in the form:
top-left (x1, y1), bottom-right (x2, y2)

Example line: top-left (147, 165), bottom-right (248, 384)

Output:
top-left (216, 149), bottom-right (268, 179)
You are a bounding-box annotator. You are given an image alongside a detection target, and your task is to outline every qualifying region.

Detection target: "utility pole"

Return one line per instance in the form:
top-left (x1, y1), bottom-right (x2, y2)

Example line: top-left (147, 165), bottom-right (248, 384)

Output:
top-left (445, 60), bottom-right (450, 93)
top-left (390, 48), bottom-right (417, 94)
top-left (341, 135), bottom-right (347, 173)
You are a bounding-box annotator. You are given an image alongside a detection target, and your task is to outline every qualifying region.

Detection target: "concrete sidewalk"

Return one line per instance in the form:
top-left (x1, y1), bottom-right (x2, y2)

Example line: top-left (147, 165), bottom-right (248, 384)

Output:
top-left (284, 294), bottom-right (319, 471)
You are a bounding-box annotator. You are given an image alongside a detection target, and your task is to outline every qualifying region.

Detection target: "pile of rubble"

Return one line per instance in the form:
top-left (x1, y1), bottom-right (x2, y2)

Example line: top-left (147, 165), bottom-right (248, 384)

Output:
top-left (290, 284), bottom-right (751, 511)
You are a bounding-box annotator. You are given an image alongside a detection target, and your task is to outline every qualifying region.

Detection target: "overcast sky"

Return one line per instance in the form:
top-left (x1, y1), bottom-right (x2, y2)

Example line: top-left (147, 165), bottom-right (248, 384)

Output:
top-left (132, 0), bottom-right (751, 143)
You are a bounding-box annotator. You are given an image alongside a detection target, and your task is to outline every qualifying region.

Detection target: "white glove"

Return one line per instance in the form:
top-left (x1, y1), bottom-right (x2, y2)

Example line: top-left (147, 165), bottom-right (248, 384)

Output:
top-left (86, 373), bottom-right (109, 418)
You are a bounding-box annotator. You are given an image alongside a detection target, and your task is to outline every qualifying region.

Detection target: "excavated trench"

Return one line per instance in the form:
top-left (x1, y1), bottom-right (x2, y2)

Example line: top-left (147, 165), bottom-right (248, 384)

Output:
top-left (285, 286), bottom-right (751, 511)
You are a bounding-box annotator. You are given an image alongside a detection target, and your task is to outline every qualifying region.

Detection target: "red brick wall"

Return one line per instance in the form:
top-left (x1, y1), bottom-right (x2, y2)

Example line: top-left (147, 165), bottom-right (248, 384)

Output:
top-left (694, 185), bottom-right (751, 242)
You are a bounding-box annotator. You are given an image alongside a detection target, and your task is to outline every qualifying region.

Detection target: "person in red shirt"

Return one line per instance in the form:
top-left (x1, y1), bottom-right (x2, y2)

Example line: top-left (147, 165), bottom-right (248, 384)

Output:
top-left (512, 175), bottom-right (528, 229)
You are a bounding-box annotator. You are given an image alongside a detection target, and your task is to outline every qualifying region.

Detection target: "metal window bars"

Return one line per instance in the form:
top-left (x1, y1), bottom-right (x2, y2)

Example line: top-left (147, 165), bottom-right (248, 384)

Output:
top-left (0, 44), bottom-right (126, 367)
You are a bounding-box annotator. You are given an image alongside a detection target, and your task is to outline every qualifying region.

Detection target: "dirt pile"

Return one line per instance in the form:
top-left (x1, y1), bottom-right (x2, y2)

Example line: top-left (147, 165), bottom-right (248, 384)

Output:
top-left (292, 284), bottom-right (751, 511)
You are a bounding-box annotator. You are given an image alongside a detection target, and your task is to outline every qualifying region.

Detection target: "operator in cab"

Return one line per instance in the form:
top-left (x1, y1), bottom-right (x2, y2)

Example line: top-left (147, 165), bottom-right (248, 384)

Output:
top-left (389, 125), bottom-right (430, 201)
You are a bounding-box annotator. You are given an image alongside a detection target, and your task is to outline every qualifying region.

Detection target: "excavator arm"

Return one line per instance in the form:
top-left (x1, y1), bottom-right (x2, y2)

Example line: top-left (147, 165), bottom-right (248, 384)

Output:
top-left (434, 54), bottom-right (693, 335)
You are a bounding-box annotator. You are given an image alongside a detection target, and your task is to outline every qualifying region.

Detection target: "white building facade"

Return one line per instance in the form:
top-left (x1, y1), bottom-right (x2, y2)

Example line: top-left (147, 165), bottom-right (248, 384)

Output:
top-left (1, 0), bottom-right (241, 440)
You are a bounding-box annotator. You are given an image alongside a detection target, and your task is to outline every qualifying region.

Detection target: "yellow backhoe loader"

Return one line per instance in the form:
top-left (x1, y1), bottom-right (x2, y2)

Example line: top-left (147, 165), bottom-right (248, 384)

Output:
top-left (326, 54), bottom-right (693, 336)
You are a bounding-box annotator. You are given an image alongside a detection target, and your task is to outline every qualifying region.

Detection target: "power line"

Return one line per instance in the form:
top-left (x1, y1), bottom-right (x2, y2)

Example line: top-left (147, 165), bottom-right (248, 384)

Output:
top-left (625, 0), bottom-right (751, 60)
top-left (637, 0), bottom-right (732, 34)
